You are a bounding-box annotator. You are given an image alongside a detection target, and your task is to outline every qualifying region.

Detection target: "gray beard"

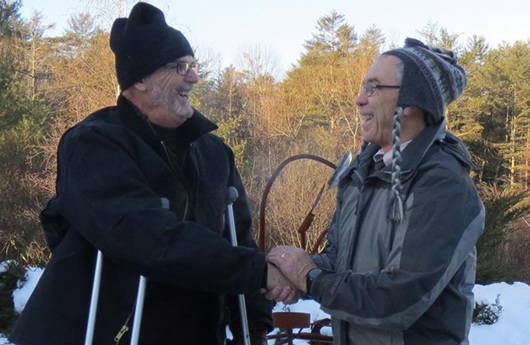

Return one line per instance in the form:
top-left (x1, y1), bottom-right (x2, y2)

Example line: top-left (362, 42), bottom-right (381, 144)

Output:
top-left (150, 84), bottom-right (193, 119)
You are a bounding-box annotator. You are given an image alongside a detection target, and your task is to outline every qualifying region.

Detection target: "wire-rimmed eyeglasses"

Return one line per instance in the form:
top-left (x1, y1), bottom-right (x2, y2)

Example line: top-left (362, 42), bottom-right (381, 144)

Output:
top-left (360, 83), bottom-right (400, 97)
top-left (166, 61), bottom-right (200, 76)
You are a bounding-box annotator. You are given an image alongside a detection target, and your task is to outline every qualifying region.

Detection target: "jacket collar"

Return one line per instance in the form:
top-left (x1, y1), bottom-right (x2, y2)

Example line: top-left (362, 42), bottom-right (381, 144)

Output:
top-left (396, 119), bottom-right (475, 172)
top-left (115, 95), bottom-right (218, 144)
top-left (345, 120), bottom-right (449, 185)
top-left (396, 120), bottom-right (446, 173)
top-left (356, 119), bottom-right (474, 173)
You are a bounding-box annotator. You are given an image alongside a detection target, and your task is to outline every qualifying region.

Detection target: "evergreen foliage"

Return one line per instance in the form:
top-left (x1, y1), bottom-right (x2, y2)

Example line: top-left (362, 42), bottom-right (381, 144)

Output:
top-left (476, 186), bottom-right (530, 283)
top-left (0, 261), bottom-right (25, 334)
top-left (0, 0), bottom-right (22, 38)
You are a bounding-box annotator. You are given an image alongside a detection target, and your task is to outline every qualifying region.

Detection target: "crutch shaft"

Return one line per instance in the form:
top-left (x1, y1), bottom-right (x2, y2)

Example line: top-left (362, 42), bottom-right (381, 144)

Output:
top-left (227, 186), bottom-right (250, 345)
top-left (130, 276), bottom-right (147, 345)
top-left (84, 250), bottom-right (103, 345)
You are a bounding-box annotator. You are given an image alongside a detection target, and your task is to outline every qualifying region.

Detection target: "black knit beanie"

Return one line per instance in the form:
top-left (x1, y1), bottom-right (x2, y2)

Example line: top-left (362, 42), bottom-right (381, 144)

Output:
top-left (383, 38), bottom-right (467, 124)
top-left (110, 2), bottom-right (194, 91)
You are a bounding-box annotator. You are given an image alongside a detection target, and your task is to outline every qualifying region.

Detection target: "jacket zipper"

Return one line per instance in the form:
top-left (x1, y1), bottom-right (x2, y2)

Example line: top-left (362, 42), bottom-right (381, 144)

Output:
top-left (159, 140), bottom-right (190, 219)
top-left (187, 143), bottom-right (200, 222)
top-left (113, 123), bottom-right (196, 343)
top-left (114, 309), bottom-right (133, 344)
top-left (145, 120), bottom-right (191, 220)
top-left (114, 133), bottom-right (193, 343)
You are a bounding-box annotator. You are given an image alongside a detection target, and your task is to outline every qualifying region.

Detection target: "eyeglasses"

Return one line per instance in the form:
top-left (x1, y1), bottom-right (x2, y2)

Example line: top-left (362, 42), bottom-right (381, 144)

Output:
top-left (360, 83), bottom-right (400, 97)
top-left (165, 61), bottom-right (200, 76)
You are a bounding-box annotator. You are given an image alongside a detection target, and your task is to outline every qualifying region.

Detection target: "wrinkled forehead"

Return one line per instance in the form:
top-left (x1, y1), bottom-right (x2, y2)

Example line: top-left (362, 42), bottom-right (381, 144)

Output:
top-left (363, 55), bottom-right (402, 85)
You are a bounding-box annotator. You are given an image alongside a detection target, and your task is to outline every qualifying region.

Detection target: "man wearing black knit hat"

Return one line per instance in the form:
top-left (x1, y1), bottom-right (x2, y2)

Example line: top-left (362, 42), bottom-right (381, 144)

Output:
top-left (9, 3), bottom-right (294, 345)
top-left (266, 38), bottom-right (485, 344)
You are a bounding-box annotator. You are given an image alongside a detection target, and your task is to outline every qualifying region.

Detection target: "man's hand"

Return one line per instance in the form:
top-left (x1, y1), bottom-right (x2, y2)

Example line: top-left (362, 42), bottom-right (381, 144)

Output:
top-left (262, 263), bottom-right (299, 304)
top-left (266, 245), bottom-right (316, 293)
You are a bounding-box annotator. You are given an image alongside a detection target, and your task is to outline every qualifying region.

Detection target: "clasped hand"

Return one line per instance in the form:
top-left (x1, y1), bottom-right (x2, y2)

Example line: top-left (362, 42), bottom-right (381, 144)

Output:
top-left (262, 245), bottom-right (316, 304)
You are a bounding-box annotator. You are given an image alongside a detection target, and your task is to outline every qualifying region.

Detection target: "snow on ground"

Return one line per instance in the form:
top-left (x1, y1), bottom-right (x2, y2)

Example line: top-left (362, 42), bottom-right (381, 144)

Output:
top-left (1, 267), bottom-right (530, 344)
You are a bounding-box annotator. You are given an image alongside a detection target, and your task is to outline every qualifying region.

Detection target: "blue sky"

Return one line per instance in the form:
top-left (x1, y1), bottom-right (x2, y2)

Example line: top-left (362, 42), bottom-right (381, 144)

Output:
top-left (20, 0), bottom-right (530, 75)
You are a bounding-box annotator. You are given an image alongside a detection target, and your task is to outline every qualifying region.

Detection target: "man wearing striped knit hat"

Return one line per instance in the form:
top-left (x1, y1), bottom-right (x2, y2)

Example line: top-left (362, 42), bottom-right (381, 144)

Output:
top-left (267, 38), bottom-right (485, 345)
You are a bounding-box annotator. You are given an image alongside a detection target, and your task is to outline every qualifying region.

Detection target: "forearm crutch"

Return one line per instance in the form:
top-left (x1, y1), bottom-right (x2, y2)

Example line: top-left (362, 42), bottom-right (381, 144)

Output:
top-left (84, 250), bottom-right (147, 345)
top-left (226, 186), bottom-right (250, 345)
top-left (128, 199), bottom-right (173, 344)
top-left (84, 198), bottom-right (172, 345)
top-left (84, 250), bottom-right (103, 345)
top-left (129, 275), bottom-right (147, 345)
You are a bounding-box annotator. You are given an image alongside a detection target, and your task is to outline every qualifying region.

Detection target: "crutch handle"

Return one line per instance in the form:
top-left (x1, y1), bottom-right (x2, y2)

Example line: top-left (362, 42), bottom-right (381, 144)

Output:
top-left (227, 186), bottom-right (239, 204)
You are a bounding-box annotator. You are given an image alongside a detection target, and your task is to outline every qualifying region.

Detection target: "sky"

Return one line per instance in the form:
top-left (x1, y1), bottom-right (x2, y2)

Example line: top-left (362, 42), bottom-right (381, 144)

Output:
top-left (19, 0), bottom-right (530, 76)
top-left (1, 265), bottom-right (530, 344)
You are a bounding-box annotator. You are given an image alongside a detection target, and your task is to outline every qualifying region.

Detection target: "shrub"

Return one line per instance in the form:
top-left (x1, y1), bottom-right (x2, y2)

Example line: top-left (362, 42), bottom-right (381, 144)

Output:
top-left (0, 261), bottom-right (25, 334)
top-left (473, 294), bottom-right (503, 325)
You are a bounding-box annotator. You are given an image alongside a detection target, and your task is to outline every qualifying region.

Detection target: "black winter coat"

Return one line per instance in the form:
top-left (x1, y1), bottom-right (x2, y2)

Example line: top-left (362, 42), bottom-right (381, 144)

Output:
top-left (9, 97), bottom-right (272, 345)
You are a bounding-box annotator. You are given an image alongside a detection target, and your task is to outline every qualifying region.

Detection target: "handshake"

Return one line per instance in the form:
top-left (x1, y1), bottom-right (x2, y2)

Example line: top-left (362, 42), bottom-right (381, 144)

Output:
top-left (261, 245), bottom-right (317, 304)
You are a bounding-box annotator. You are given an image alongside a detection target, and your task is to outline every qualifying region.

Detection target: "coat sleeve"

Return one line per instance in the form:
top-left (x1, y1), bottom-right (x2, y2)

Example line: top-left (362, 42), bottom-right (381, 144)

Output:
top-left (54, 123), bottom-right (266, 295)
top-left (310, 157), bottom-right (484, 330)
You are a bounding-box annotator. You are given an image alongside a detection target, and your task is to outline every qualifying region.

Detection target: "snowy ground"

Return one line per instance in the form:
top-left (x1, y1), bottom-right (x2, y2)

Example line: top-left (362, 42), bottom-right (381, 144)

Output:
top-left (1, 266), bottom-right (530, 344)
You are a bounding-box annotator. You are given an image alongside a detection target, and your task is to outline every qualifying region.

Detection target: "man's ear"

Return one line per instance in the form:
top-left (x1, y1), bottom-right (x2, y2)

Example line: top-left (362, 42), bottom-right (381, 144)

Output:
top-left (403, 105), bottom-right (430, 128)
top-left (403, 105), bottom-right (423, 118)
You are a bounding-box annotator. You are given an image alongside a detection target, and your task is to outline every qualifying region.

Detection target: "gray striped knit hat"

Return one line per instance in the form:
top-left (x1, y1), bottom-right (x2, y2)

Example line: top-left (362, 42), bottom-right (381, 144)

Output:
top-left (378, 38), bottom-right (467, 223)
top-left (383, 38), bottom-right (467, 124)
